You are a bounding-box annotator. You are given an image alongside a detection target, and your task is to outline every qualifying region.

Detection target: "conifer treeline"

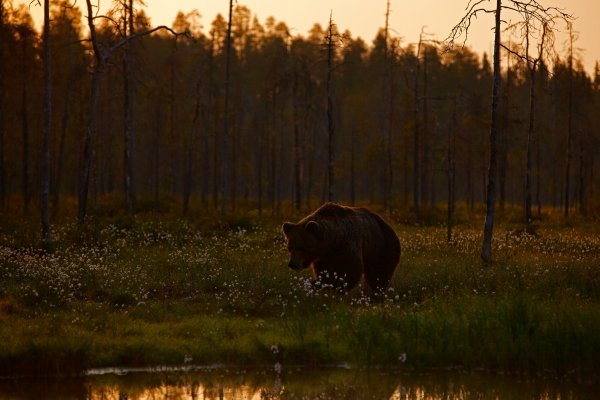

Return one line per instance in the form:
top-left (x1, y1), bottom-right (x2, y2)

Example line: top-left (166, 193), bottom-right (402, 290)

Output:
top-left (1, 1), bottom-right (599, 217)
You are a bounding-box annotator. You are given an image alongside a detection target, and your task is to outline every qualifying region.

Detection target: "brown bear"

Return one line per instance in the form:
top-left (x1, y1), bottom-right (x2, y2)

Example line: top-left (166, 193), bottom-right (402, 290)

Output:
top-left (282, 202), bottom-right (401, 294)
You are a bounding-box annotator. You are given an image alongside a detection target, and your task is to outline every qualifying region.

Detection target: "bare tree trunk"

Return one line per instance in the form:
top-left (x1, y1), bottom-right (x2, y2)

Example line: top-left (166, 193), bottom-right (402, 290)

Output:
top-left (499, 46), bottom-right (511, 211)
top-left (168, 43), bottom-right (177, 195)
top-left (257, 117), bottom-right (264, 215)
top-left (326, 13), bottom-right (336, 202)
top-left (525, 23), bottom-right (545, 230)
top-left (403, 132), bottom-right (409, 205)
top-left (123, 0), bottom-right (135, 217)
top-left (386, 72), bottom-right (395, 207)
top-left (79, 0), bottom-right (104, 225)
top-left (306, 125), bottom-right (315, 209)
top-left (231, 109), bottom-right (237, 213)
top-left (525, 63), bottom-right (536, 228)
top-left (578, 132), bottom-right (587, 215)
top-left (183, 78), bottom-right (203, 215)
top-left (153, 96), bottom-right (161, 205)
top-left (276, 108), bottom-right (284, 214)
top-left (467, 148), bottom-right (474, 210)
top-left (52, 87), bottom-right (71, 216)
top-left (269, 92), bottom-right (277, 213)
top-left (79, 66), bottom-right (102, 224)
top-left (41, 0), bottom-right (52, 248)
top-left (447, 97), bottom-right (457, 242)
top-left (292, 65), bottom-right (303, 210)
top-left (564, 22), bottom-right (574, 218)
top-left (413, 35), bottom-right (423, 217)
top-left (535, 125), bottom-right (542, 216)
top-left (221, 0), bottom-right (234, 215)
top-left (422, 48), bottom-right (429, 208)
top-left (481, 0), bottom-right (502, 264)
top-left (382, 0), bottom-right (391, 208)
top-left (350, 127), bottom-right (356, 206)
top-left (21, 39), bottom-right (30, 215)
top-left (589, 153), bottom-right (595, 209)
top-left (200, 103), bottom-right (210, 207)
top-left (208, 36), bottom-right (219, 210)
top-left (91, 146), bottom-right (98, 210)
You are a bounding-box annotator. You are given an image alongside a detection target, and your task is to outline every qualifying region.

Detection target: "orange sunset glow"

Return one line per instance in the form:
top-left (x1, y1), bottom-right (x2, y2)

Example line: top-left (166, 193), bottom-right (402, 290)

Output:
top-left (22, 0), bottom-right (600, 72)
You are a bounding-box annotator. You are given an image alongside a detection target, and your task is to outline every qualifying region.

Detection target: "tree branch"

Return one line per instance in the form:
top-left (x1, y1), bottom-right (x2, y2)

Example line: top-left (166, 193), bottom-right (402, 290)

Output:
top-left (499, 42), bottom-right (532, 64)
top-left (446, 0), bottom-right (574, 54)
top-left (107, 25), bottom-right (188, 55)
top-left (446, 6), bottom-right (495, 50)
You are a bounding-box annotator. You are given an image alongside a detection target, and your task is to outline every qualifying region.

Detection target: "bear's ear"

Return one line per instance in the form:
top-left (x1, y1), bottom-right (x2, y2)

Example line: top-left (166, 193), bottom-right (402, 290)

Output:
top-left (282, 222), bottom-right (295, 236)
top-left (305, 221), bottom-right (321, 238)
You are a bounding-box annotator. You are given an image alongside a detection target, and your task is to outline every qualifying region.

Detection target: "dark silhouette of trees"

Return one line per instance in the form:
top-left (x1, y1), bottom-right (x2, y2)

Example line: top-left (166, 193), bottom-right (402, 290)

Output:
top-left (2, 1), bottom-right (599, 247)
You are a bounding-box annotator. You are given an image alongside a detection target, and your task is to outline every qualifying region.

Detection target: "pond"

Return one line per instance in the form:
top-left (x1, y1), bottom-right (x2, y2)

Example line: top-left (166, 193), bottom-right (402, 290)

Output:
top-left (0, 366), bottom-right (596, 400)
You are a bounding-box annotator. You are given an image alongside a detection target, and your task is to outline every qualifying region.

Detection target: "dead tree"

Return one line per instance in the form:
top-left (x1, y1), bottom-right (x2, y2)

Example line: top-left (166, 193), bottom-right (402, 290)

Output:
top-left (221, 0), bottom-right (234, 215)
top-left (447, 0), bottom-right (572, 264)
top-left (79, 0), bottom-right (183, 224)
top-left (19, 26), bottom-right (31, 215)
top-left (498, 39), bottom-right (512, 211)
top-left (448, 97), bottom-right (458, 242)
top-left (183, 76), bottom-right (203, 215)
top-left (326, 13), bottom-right (336, 202)
top-left (523, 20), bottom-right (550, 230)
top-left (291, 53), bottom-right (306, 211)
top-left (381, 0), bottom-right (393, 209)
top-left (123, 0), bottom-right (136, 217)
top-left (413, 33), bottom-right (423, 217)
top-left (41, 0), bottom-right (51, 248)
top-left (564, 22), bottom-right (575, 218)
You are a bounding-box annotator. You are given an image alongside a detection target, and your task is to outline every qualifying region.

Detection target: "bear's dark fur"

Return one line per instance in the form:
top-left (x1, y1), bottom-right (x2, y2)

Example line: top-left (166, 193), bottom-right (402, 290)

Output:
top-left (282, 202), bottom-right (401, 293)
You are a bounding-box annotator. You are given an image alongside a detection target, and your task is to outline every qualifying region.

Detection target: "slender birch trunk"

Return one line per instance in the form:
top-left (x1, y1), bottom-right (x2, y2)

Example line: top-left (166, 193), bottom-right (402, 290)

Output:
top-left (481, 0), bottom-right (502, 263)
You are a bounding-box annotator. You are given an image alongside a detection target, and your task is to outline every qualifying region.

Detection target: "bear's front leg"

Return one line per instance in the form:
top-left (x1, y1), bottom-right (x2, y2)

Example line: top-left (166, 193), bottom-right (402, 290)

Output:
top-left (312, 251), bottom-right (363, 292)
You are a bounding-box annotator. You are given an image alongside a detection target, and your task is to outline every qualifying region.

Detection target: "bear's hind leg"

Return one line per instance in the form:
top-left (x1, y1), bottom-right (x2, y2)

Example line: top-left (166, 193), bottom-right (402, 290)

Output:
top-left (364, 257), bottom-right (398, 296)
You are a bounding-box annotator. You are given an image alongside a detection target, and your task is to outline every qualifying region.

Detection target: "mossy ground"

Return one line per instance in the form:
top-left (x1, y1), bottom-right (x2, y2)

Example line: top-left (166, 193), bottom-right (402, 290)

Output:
top-left (0, 202), bottom-right (598, 378)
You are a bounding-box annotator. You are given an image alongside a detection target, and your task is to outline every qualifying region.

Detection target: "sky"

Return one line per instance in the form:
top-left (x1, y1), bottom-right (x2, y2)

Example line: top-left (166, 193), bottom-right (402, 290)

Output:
top-left (21, 0), bottom-right (600, 74)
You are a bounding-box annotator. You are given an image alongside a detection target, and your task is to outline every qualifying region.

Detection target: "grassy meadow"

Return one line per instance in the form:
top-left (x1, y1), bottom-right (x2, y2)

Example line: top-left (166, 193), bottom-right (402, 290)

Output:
top-left (0, 201), bottom-right (599, 378)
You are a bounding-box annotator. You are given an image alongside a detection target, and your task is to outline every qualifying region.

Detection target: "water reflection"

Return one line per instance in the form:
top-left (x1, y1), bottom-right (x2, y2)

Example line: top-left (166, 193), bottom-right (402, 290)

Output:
top-left (0, 367), bottom-right (596, 400)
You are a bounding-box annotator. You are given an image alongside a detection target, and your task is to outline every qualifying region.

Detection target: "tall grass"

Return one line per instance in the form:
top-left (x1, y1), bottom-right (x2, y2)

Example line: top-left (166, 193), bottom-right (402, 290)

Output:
top-left (0, 205), bottom-right (598, 377)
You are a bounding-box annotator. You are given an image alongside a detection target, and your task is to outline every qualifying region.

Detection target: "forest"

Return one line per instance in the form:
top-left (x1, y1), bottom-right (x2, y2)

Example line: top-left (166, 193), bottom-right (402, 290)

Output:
top-left (0, 0), bottom-right (599, 229)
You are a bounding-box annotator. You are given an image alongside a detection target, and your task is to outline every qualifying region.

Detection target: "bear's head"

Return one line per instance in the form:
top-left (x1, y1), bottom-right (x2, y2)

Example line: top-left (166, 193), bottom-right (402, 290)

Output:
top-left (282, 220), bottom-right (323, 270)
